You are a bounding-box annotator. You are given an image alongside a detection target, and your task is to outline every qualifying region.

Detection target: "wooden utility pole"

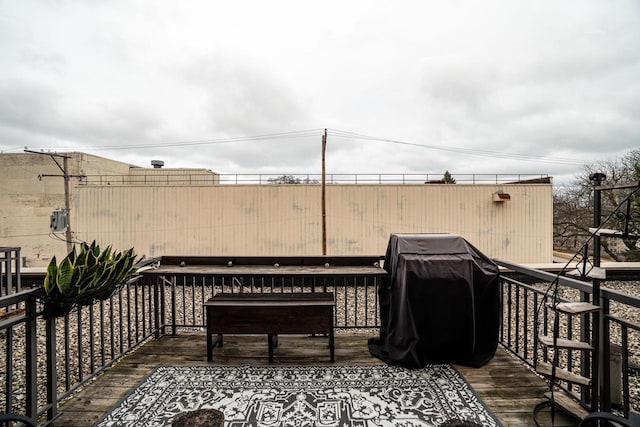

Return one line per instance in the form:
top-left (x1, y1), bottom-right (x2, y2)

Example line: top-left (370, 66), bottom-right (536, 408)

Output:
top-left (25, 150), bottom-right (84, 253)
top-left (321, 129), bottom-right (327, 255)
top-left (62, 155), bottom-right (72, 253)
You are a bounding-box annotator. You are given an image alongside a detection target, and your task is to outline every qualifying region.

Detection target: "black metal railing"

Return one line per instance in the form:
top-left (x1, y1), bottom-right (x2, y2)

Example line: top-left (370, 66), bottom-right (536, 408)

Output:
top-left (3, 247), bottom-right (640, 424)
top-left (144, 256), bottom-right (386, 335)
top-left (153, 272), bottom-right (382, 335)
top-left (497, 259), bottom-right (640, 417)
top-left (79, 173), bottom-right (551, 186)
top-left (1, 252), bottom-right (385, 425)
top-left (1, 247), bottom-right (161, 425)
top-left (0, 247), bottom-right (22, 297)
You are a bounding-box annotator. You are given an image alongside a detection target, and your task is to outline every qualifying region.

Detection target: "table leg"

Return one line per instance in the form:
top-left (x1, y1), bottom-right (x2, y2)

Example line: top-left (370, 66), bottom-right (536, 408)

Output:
top-left (329, 312), bottom-right (335, 362)
top-left (268, 334), bottom-right (275, 362)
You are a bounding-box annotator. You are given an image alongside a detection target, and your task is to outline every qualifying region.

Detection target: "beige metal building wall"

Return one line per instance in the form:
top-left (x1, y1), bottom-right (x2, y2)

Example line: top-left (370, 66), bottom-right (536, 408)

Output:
top-left (2, 153), bottom-right (228, 266)
top-left (326, 184), bottom-right (552, 263)
top-left (0, 153), bottom-right (135, 266)
top-left (74, 185), bottom-right (323, 258)
top-left (73, 183), bottom-right (552, 263)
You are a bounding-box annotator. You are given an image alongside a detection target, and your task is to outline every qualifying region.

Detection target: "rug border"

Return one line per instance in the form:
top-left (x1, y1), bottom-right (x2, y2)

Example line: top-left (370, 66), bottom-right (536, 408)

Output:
top-left (92, 366), bottom-right (166, 427)
top-left (93, 364), bottom-right (504, 427)
top-left (450, 364), bottom-right (505, 427)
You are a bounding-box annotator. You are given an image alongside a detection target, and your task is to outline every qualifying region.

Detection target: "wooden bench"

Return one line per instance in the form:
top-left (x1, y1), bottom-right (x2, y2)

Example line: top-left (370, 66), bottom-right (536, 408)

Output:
top-left (204, 292), bottom-right (335, 362)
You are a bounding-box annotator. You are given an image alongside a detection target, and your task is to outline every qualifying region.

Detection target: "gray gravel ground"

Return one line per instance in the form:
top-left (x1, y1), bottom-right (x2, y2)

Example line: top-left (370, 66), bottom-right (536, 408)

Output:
top-left (2, 279), bottom-right (640, 415)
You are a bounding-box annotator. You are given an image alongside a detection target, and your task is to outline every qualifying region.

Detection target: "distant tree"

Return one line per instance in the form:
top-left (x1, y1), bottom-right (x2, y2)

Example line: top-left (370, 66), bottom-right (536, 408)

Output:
top-left (443, 170), bottom-right (456, 184)
top-left (267, 175), bottom-right (319, 184)
top-left (554, 149), bottom-right (640, 261)
top-left (268, 175), bottom-right (301, 184)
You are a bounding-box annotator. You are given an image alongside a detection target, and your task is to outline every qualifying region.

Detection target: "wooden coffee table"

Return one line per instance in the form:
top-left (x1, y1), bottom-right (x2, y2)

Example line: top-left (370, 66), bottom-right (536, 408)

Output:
top-left (205, 292), bottom-right (335, 362)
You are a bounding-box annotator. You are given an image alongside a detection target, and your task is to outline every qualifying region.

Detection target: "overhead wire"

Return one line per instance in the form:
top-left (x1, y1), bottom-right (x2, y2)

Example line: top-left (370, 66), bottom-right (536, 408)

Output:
top-left (13, 127), bottom-right (590, 166)
top-left (29, 129), bottom-right (325, 152)
top-left (327, 128), bottom-right (587, 165)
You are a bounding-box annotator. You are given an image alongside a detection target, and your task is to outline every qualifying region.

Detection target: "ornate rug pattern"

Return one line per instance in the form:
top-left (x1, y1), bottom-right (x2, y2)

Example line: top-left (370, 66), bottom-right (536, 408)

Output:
top-left (95, 365), bottom-right (502, 426)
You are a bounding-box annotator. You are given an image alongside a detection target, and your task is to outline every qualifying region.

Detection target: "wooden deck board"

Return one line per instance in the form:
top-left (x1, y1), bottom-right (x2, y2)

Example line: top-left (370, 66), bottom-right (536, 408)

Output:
top-left (52, 334), bottom-right (581, 427)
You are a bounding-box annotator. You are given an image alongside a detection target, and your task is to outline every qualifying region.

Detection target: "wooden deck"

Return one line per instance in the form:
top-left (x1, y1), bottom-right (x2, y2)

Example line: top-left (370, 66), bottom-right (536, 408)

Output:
top-left (52, 333), bottom-right (580, 427)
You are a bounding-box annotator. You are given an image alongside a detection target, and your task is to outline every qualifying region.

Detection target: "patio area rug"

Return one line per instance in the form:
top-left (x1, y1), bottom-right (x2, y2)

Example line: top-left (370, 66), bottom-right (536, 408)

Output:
top-left (94, 365), bottom-right (502, 427)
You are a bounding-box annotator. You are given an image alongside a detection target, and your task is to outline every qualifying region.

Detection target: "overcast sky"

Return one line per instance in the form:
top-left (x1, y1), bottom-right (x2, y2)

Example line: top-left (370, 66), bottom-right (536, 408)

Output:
top-left (1, 1), bottom-right (639, 185)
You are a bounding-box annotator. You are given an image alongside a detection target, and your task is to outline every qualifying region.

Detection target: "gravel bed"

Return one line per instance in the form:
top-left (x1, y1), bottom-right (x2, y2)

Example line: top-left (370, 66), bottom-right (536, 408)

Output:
top-left (2, 279), bottom-right (640, 416)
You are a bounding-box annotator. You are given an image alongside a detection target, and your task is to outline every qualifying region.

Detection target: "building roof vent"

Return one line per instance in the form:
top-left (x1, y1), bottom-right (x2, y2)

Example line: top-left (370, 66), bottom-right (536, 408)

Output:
top-left (151, 160), bottom-right (164, 169)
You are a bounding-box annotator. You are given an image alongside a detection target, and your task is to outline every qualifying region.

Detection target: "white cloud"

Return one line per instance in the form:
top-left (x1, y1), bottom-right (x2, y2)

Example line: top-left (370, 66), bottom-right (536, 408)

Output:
top-left (0, 0), bottom-right (638, 185)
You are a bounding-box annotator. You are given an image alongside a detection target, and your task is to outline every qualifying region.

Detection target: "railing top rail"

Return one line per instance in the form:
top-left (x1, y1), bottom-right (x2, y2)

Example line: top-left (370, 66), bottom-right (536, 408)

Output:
top-left (606, 314), bottom-right (640, 333)
top-left (0, 288), bottom-right (39, 307)
top-left (601, 286), bottom-right (640, 309)
top-left (159, 255), bottom-right (384, 267)
top-left (497, 258), bottom-right (640, 307)
top-left (79, 173), bottom-right (552, 186)
top-left (495, 259), bottom-right (593, 293)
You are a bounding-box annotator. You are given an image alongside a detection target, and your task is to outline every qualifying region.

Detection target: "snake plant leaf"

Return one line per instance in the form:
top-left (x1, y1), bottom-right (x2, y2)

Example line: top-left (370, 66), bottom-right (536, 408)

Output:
top-left (70, 263), bottom-right (83, 292)
top-left (111, 250), bottom-right (137, 285)
top-left (98, 245), bottom-right (112, 264)
top-left (56, 257), bottom-right (75, 296)
top-left (90, 241), bottom-right (100, 257)
top-left (76, 244), bottom-right (89, 266)
top-left (77, 263), bottom-right (101, 292)
top-left (89, 262), bottom-right (113, 290)
top-left (44, 256), bottom-right (58, 295)
top-left (86, 247), bottom-right (98, 268)
top-left (67, 246), bottom-right (78, 267)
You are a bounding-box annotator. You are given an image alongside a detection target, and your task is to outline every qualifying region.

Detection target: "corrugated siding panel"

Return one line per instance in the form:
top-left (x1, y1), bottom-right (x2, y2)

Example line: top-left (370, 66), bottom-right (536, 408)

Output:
top-left (75, 185), bottom-right (324, 257)
top-left (74, 184), bottom-right (552, 263)
top-left (319, 184), bottom-right (551, 262)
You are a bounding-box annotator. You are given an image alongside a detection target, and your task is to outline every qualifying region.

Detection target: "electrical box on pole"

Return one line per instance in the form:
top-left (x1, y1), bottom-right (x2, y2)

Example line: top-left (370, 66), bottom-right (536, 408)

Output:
top-left (50, 209), bottom-right (69, 232)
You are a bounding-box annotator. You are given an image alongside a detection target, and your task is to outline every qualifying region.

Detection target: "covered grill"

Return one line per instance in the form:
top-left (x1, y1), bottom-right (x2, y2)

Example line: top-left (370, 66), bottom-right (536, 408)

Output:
top-left (369, 233), bottom-right (500, 368)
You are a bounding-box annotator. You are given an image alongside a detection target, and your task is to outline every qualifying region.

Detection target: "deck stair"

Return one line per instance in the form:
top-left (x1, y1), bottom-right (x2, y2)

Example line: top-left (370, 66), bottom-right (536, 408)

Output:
top-left (537, 302), bottom-right (597, 386)
top-left (538, 335), bottom-right (593, 351)
top-left (536, 299), bottom-right (598, 421)
top-left (543, 391), bottom-right (590, 420)
top-left (552, 302), bottom-right (599, 315)
top-left (537, 362), bottom-right (591, 387)
top-left (536, 179), bottom-right (640, 423)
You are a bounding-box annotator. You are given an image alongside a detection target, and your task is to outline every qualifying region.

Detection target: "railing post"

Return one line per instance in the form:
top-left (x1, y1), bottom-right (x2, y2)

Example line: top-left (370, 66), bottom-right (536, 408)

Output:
top-left (171, 276), bottom-right (177, 335)
top-left (622, 326), bottom-right (630, 416)
top-left (25, 294), bottom-right (38, 420)
top-left (161, 277), bottom-right (167, 335)
top-left (601, 297), bottom-right (611, 413)
top-left (533, 291), bottom-right (539, 369)
top-left (590, 171), bottom-right (606, 412)
top-left (46, 316), bottom-right (58, 421)
top-left (580, 289), bottom-right (592, 407)
top-left (154, 278), bottom-right (161, 339)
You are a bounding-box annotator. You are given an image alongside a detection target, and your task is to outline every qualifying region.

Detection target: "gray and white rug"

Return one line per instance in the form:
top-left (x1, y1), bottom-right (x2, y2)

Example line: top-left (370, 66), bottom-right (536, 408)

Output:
top-left (95, 365), bottom-right (502, 426)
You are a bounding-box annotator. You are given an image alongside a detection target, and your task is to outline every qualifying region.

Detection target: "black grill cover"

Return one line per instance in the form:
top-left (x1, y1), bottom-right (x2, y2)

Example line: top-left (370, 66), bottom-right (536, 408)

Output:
top-left (368, 233), bottom-right (500, 368)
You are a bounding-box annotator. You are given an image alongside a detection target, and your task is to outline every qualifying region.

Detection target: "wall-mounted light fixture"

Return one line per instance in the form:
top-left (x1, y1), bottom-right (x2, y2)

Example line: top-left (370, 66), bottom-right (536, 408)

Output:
top-left (492, 191), bottom-right (511, 202)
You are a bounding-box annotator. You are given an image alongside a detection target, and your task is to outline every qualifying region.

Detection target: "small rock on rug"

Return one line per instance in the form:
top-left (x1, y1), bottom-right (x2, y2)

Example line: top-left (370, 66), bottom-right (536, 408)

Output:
top-left (94, 365), bottom-right (503, 426)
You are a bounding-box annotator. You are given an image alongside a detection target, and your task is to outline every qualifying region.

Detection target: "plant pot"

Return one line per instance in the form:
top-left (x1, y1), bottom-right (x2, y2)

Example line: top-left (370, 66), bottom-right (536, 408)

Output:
top-left (41, 298), bottom-right (76, 319)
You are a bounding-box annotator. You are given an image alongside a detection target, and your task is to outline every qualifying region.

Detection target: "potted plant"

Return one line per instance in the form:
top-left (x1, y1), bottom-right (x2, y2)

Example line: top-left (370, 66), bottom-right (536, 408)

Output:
top-left (42, 241), bottom-right (138, 318)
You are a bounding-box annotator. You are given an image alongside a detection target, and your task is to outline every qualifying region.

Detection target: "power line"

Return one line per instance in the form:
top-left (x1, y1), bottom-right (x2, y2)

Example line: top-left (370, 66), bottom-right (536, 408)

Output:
top-left (29, 129), bottom-right (325, 152)
top-left (1, 232), bottom-right (51, 238)
top-left (16, 127), bottom-right (589, 166)
top-left (328, 129), bottom-right (587, 165)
